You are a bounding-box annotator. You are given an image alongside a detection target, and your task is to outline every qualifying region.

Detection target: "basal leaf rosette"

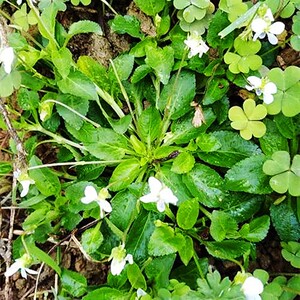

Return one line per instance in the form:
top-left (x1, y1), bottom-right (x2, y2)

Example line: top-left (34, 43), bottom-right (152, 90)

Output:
top-left (228, 99), bottom-right (267, 140)
top-left (263, 151), bottom-right (300, 196)
top-left (266, 66), bottom-right (300, 117)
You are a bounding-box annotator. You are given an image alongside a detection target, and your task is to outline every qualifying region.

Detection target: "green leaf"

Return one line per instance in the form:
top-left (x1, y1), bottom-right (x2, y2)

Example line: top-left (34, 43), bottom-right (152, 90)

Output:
top-left (133, 0), bottom-right (166, 16)
top-left (267, 66), bottom-right (300, 117)
top-left (205, 240), bottom-right (250, 259)
top-left (183, 163), bottom-right (227, 208)
top-left (281, 241), bottom-right (300, 268)
top-left (176, 199), bottom-right (199, 229)
top-left (158, 70), bottom-right (195, 119)
top-left (0, 70), bottom-right (21, 97)
top-left (210, 210), bottom-right (238, 242)
top-left (110, 15), bottom-right (144, 39)
top-left (148, 224), bottom-right (185, 256)
top-left (137, 107), bottom-right (161, 143)
top-left (145, 45), bottom-right (174, 85)
top-left (127, 263), bottom-right (147, 289)
top-left (197, 131), bottom-right (261, 168)
top-left (57, 70), bottom-right (98, 100)
top-left (239, 215), bottom-right (270, 242)
top-left (27, 242), bottom-right (61, 276)
top-left (81, 223), bottom-right (103, 254)
top-left (83, 127), bottom-right (129, 160)
top-left (61, 269), bottom-right (87, 297)
top-left (110, 54), bottom-right (135, 81)
top-left (109, 159), bottom-right (141, 191)
top-left (126, 210), bottom-right (158, 263)
top-left (83, 287), bottom-right (128, 300)
top-left (56, 94), bottom-right (89, 130)
top-left (29, 156), bottom-right (61, 196)
top-left (270, 202), bottom-right (300, 241)
top-left (171, 152), bottom-right (195, 174)
top-left (178, 235), bottom-right (194, 266)
top-left (131, 65), bottom-right (152, 83)
top-left (145, 254), bottom-right (176, 289)
top-left (67, 20), bottom-right (102, 38)
top-left (17, 88), bottom-right (39, 111)
top-left (110, 190), bottom-right (137, 231)
top-left (168, 109), bottom-right (216, 145)
top-left (202, 77), bottom-right (229, 105)
top-left (274, 113), bottom-right (296, 139)
top-left (224, 155), bottom-right (272, 194)
top-left (51, 48), bottom-right (73, 78)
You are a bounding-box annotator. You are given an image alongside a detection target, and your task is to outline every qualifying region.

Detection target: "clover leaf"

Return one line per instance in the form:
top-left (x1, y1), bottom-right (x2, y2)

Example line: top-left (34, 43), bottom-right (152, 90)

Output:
top-left (263, 151), bottom-right (300, 196)
top-left (266, 66), bottom-right (300, 117)
top-left (228, 99), bottom-right (267, 140)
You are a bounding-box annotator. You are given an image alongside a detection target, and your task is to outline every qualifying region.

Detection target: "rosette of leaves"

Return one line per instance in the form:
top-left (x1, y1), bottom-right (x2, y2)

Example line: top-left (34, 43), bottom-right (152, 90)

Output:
top-left (228, 99), bottom-right (267, 140)
top-left (263, 151), bottom-right (300, 196)
top-left (224, 37), bottom-right (262, 74)
top-left (174, 0), bottom-right (215, 34)
top-left (266, 66), bottom-right (300, 117)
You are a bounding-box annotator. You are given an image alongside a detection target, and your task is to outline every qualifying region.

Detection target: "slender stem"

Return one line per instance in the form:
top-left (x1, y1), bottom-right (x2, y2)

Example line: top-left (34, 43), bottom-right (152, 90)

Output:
top-left (44, 100), bottom-right (101, 128)
top-left (27, 159), bottom-right (123, 170)
top-left (193, 252), bottom-right (205, 279)
top-left (198, 203), bottom-right (212, 219)
top-left (100, 0), bottom-right (118, 15)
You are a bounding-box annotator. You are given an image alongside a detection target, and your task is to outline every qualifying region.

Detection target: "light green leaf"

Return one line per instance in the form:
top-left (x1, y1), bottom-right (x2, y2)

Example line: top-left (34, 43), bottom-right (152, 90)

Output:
top-left (171, 152), bottom-right (195, 174)
top-left (17, 88), bottom-right (39, 111)
top-left (239, 215), bottom-right (270, 242)
top-left (29, 156), bottom-right (61, 196)
top-left (210, 210), bottom-right (238, 242)
top-left (68, 20), bottom-right (102, 39)
top-left (57, 70), bottom-right (98, 100)
top-left (109, 159), bottom-right (141, 191)
top-left (127, 263), bottom-right (147, 289)
top-left (178, 235), bottom-right (194, 266)
top-left (110, 15), bottom-right (144, 39)
top-left (0, 70), bottom-right (21, 97)
top-left (110, 54), bottom-right (135, 81)
top-left (83, 288), bottom-right (128, 300)
top-left (81, 223), bottom-right (103, 254)
top-left (51, 48), bottom-right (73, 78)
top-left (281, 241), bottom-right (300, 268)
top-left (145, 46), bottom-right (174, 85)
top-left (176, 198), bottom-right (199, 229)
top-left (61, 269), bottom-right (87, 297)
top-left (134, 0), bottom-right (166, 16)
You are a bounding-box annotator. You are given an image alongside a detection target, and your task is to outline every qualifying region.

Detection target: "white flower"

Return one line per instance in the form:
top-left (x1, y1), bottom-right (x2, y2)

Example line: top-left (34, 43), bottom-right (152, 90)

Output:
top-left (13, 169), bottom-right (35, 197)
top-left (251, 8), bottom-right (285, 45)
top-left (0, 47), bottom-right (15, 74)
top-left (245, 75), bottom-right (277, 104)
top-left (184, 32), bottom-right (209, 58)
top-left (136, 288), bottom-right (147, 299)
top-left (4, 254), bottom-right (38, 279)
top-left (109, 244), bottom-right (133, 276)
top-left (242, 276), bottom-right (264, 300)
top-left (140, 177), bottom-right (178, 212)
top-left (81, 186), bottom-right (112, 219)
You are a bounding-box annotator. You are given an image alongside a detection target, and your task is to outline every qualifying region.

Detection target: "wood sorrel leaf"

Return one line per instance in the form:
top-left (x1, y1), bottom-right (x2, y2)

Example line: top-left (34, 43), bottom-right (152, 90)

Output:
top-left (263, 151), bottom-right (290, 176)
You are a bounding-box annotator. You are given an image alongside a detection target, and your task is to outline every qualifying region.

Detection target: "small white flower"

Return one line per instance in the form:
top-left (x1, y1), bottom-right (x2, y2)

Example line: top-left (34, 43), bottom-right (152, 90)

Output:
top-left (13, 169), bottom-right (35, 197)
top-left (140, 177), bottom-right (178, 212)
top-left (184, 32), bottom-right (209, 58)
top-left (245, 75), bottom-right (277, 104)
top-left (81, 186), bottom-right (112, 219)
top-left (109, 244), bottom-right (133, 276)
top-left (251, 8), bottom-right (285, 45)
top-left (0, 47), bottom-right (15, 74)
top-left (242, 276), bottom-right (264, 300)
top-left (136, 288), bottom-right (147, 299)
top-left (4, 254), bottom-right (38, 279)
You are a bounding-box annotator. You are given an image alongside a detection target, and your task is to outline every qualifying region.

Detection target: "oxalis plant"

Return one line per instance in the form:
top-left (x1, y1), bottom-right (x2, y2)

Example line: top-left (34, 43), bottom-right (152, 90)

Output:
top-left (0, 0), bottom-right (300, 299)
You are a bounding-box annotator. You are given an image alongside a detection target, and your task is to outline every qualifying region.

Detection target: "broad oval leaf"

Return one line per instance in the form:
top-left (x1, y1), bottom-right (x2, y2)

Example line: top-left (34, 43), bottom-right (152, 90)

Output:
top-left (176, 198), bottom-right (199, 229)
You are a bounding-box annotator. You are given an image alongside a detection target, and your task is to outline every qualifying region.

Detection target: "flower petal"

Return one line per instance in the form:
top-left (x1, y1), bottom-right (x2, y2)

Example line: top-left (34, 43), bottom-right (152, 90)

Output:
top-left (247, 76), bottom-right (262, 89)
top-left (99, 199), bottom-right (112, 214)
top-left (263, 93), bottom-right (274, 104)
top-left (140, 193), bottom-right (157, 204)
top-left (264, 82), bottom-right (277, 94)
top-left (125, 254), bottom-right (133, 264)
top-left (156, 199), bottom-right (166, 212)
top-left (148, 177), bottom-right (162, 195)
top-left (110, 258), bottom-right (126, 276)
top-left (160, 187), bottom-right (178, 205)
top-left (4, 261), bottom-right (21, 277)
top-left (270, 22), bottom-right (285, 35)
top-left (25, 268), bottom-right (38, 275)
top-left (267, 33), bottom-right (278, 45)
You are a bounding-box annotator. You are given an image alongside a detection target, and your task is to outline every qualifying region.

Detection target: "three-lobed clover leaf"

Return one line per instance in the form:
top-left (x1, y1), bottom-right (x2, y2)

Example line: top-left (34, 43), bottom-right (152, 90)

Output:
top-left (228, 98), bottom-right (267, 140)
top-left (266, 66), bottom-right (300, 117)
top-left (263, 151), bottom-right (300, 196)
